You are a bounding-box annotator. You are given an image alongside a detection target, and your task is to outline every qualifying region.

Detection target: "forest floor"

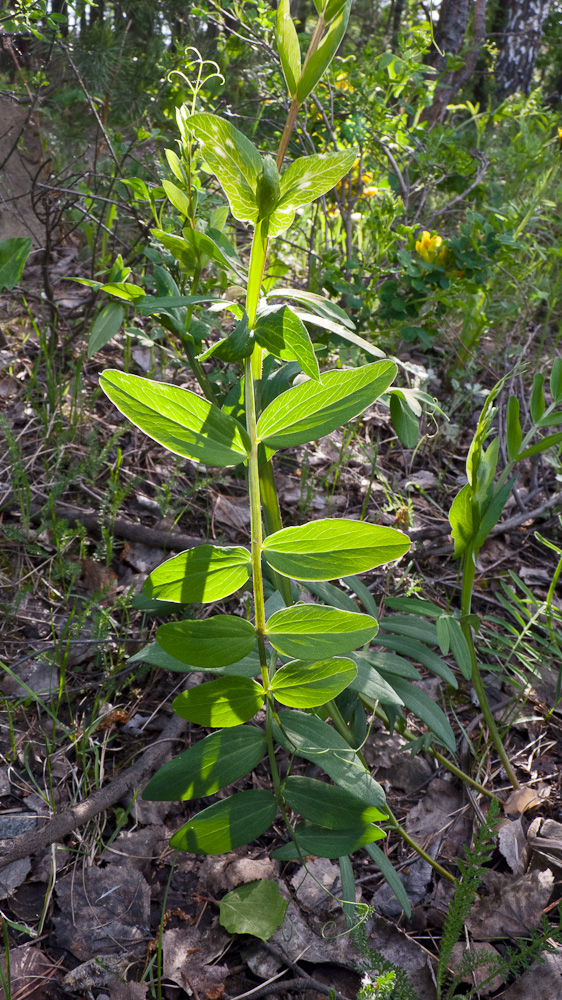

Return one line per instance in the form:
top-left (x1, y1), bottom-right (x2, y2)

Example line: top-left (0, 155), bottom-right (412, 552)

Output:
top-left (2, 252), bottom-right (562, 1000)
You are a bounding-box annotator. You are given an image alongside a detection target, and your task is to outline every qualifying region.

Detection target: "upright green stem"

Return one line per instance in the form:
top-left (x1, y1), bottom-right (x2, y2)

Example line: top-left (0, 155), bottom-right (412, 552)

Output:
top-left (245, 356), bottom-right (268, 684)
top-left (461, 547), bottom-right (520, 789)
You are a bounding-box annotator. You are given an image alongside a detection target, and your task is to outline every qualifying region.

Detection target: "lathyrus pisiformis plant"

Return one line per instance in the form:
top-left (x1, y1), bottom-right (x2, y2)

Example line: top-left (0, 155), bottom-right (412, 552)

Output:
top-left (98, 0), bottom-right (456, 913)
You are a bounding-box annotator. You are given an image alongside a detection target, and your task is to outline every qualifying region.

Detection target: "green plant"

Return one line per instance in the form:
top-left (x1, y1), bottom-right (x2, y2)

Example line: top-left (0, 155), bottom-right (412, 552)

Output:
top-left (436, 796), bottom-right (562, 999)
top-left (94, 0), bottom-right (477, 912)
top-left (396, 362), bottom-right (562, 788)
top-left (351, 906), bottom-right (419, 1000)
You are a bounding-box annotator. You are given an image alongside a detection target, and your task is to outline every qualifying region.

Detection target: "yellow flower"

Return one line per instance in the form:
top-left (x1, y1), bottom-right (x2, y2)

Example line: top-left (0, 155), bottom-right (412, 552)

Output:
top-left (335, 72), bottom-right (354, 94)
top-left (558, 126), bottom-right (562, 149)
top-left (415, 231), bottom-right (443, 263)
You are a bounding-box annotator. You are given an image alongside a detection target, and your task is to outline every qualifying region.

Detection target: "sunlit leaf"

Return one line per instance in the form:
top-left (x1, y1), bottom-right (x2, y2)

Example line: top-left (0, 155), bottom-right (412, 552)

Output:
top-left (273, 711), bottom-right (385, 808)
top-left (270, 657), bottom-right (357, 707)
top-left (282, 776), bottom-right (387, 828)
top-left (267, 604), bottom-right (377, 656)
top-left (263, 519), bottom-right (409, 581)
top-left (220, 880), bottom-right (287, 941)
top-left (143, 545), bottom-right (251, 603)
top-left (100, 370), bottom-right (250, 466)
top-left (172, 676), bottom-right (264, 727)
top-left (256, 362), bottom-right (397, 449)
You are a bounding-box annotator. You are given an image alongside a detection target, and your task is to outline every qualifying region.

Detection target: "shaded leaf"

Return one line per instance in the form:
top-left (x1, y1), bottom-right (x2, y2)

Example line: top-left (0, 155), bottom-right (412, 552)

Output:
top-left (142, 726), bottom-right (267, 800)
top-left (157, 615), bottom-right (257, 668)
top-left (170, 790), bottom-right (277, 854)
top-left (219, 880), bottom-right (288, 941)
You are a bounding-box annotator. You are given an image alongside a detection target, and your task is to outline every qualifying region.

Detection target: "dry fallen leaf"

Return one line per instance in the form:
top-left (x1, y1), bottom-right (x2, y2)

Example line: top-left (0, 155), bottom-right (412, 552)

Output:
top-left (163, 924), bottom-right (230, 999)
top-left (448, 941), bottom-right (504, 995)
top-left (1, 945), bottom-right (57, 1000)
top-left (500, 946), bottom-right (562, 999)
top-left (54, 864), bottom-right (150, 960)
top-left (466, 868), bottom-right (553, 940)
top-left (497, 817), bottom-right (530, 874)
top-left (503, 782), bottom-right (551, 816)
top-left (405, 777), bottom-right (462, 843)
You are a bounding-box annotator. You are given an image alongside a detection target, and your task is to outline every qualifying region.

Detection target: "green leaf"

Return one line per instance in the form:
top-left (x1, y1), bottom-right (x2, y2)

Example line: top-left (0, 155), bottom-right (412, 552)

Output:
top-left (170, 789), bottom-right (277, 854)
top-left (376, 634), bottom-right (457, 687)
top-left (101, 281), bottom-right (146, 300)
top-left (152, 228), bottom-right (241, 276)
top-left (278, 149), bottom-right (357, 214)
top-left (348, 655), bottom-right (404, 705)
top-left (384, 596), bottom-right (444, 618)
top-left (389, 393), bottom-right (419, 448)
top-left (255, 306), bottom-right (320, 381)
top-left (256, 155), bottom-right (281, 220)
top-left (0, 237), bottom-right (32, 292)
top-left (441, 615), bottom-right (472, 681)
top-left (355, 650), bottom-right (420, 680)
top-left (473, 476), bottom-right (516, 548)
top-left (100, 370), bottom-right (250, 467)
top-left (136, 294), bottom-right (224, 313)
top-left (385, 676), bottom-right (456, 753)
top-left (267, 605), bottom-right (377, 657)
top-left (380, 615), bottom-right (438, 644)
top-left (184, 113), bottom-right (261, 225)
top-left (165, 147), bottom-right (186, 184)
top-left (282, 776), bottom-right (387, 828)
top-left (272, 821), bottom-right (384, 860)
top-left (273, 711), bottom-right (386, 808)
top-left (88, 303), bottom-right (125, 358)
top-left (292, 310), bottom-right (386, 360)
top-left (530, 372), bottom-right (545, 424)
top-left (506, 395), bottom-right (522, 461)
top-left (365, 842), bottom-right (411, 918)
top-left (551, 357), bottom-right (562, 403)
top-left (270, 657), bottom-right (357, 707)
top-left (199, 313), bottom-right (254, 362)
top-left (142, 726), bottom-right (266, 800)
top-left (163, 179), bottom-right (192, 218)
top-left (304, 579), bottom-right (359, 612)
top-left (172, 676), bottom-right (264, 727)
top-left (256, 362), bottom-right (397, 449)
top-left (517, 431), bottom-right (562, 460)
top-left (263, 519), bottom-right (410, 581)
top-left (276, 0), bottom-right (301, 96)
top-left (296, 0), bottom-right (351, 102)
top-left (129, 641), bottom-right (261, 677)
top-left (156, 615), bottom-right (257, 668)
top-left (220, 880), bottom-right (288, 941)
top-left (536, 411), bottom-right (562, 427)
top-left (275, 286), bottom-right (355, 330)
top-left (339, 855), bottom-right (356, 929)
top-left (144, 545), bottom-right (251, 603)
top-left (449, 483), bottom-right (473, 558)
top-left (344, 576), bottom-right (379, 617)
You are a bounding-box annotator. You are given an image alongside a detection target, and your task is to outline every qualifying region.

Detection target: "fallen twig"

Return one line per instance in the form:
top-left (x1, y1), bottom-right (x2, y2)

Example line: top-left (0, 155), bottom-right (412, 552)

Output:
top-left (0, 710), bottom-right (189, 870)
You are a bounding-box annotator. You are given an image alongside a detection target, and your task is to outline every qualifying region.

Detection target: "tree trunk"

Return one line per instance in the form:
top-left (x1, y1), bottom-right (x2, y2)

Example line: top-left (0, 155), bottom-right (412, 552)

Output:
top-left (425, 0), bottom-right (489, 124)
top-left (494, 0), bottom-right (552, 99)
top-left (429, 0), bottom-right (470, 71)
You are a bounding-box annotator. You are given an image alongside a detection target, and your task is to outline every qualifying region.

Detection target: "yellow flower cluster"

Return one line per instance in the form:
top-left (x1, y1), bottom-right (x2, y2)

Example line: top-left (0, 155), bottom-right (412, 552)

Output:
top-left (415, 231), bottom-right (445, 264)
